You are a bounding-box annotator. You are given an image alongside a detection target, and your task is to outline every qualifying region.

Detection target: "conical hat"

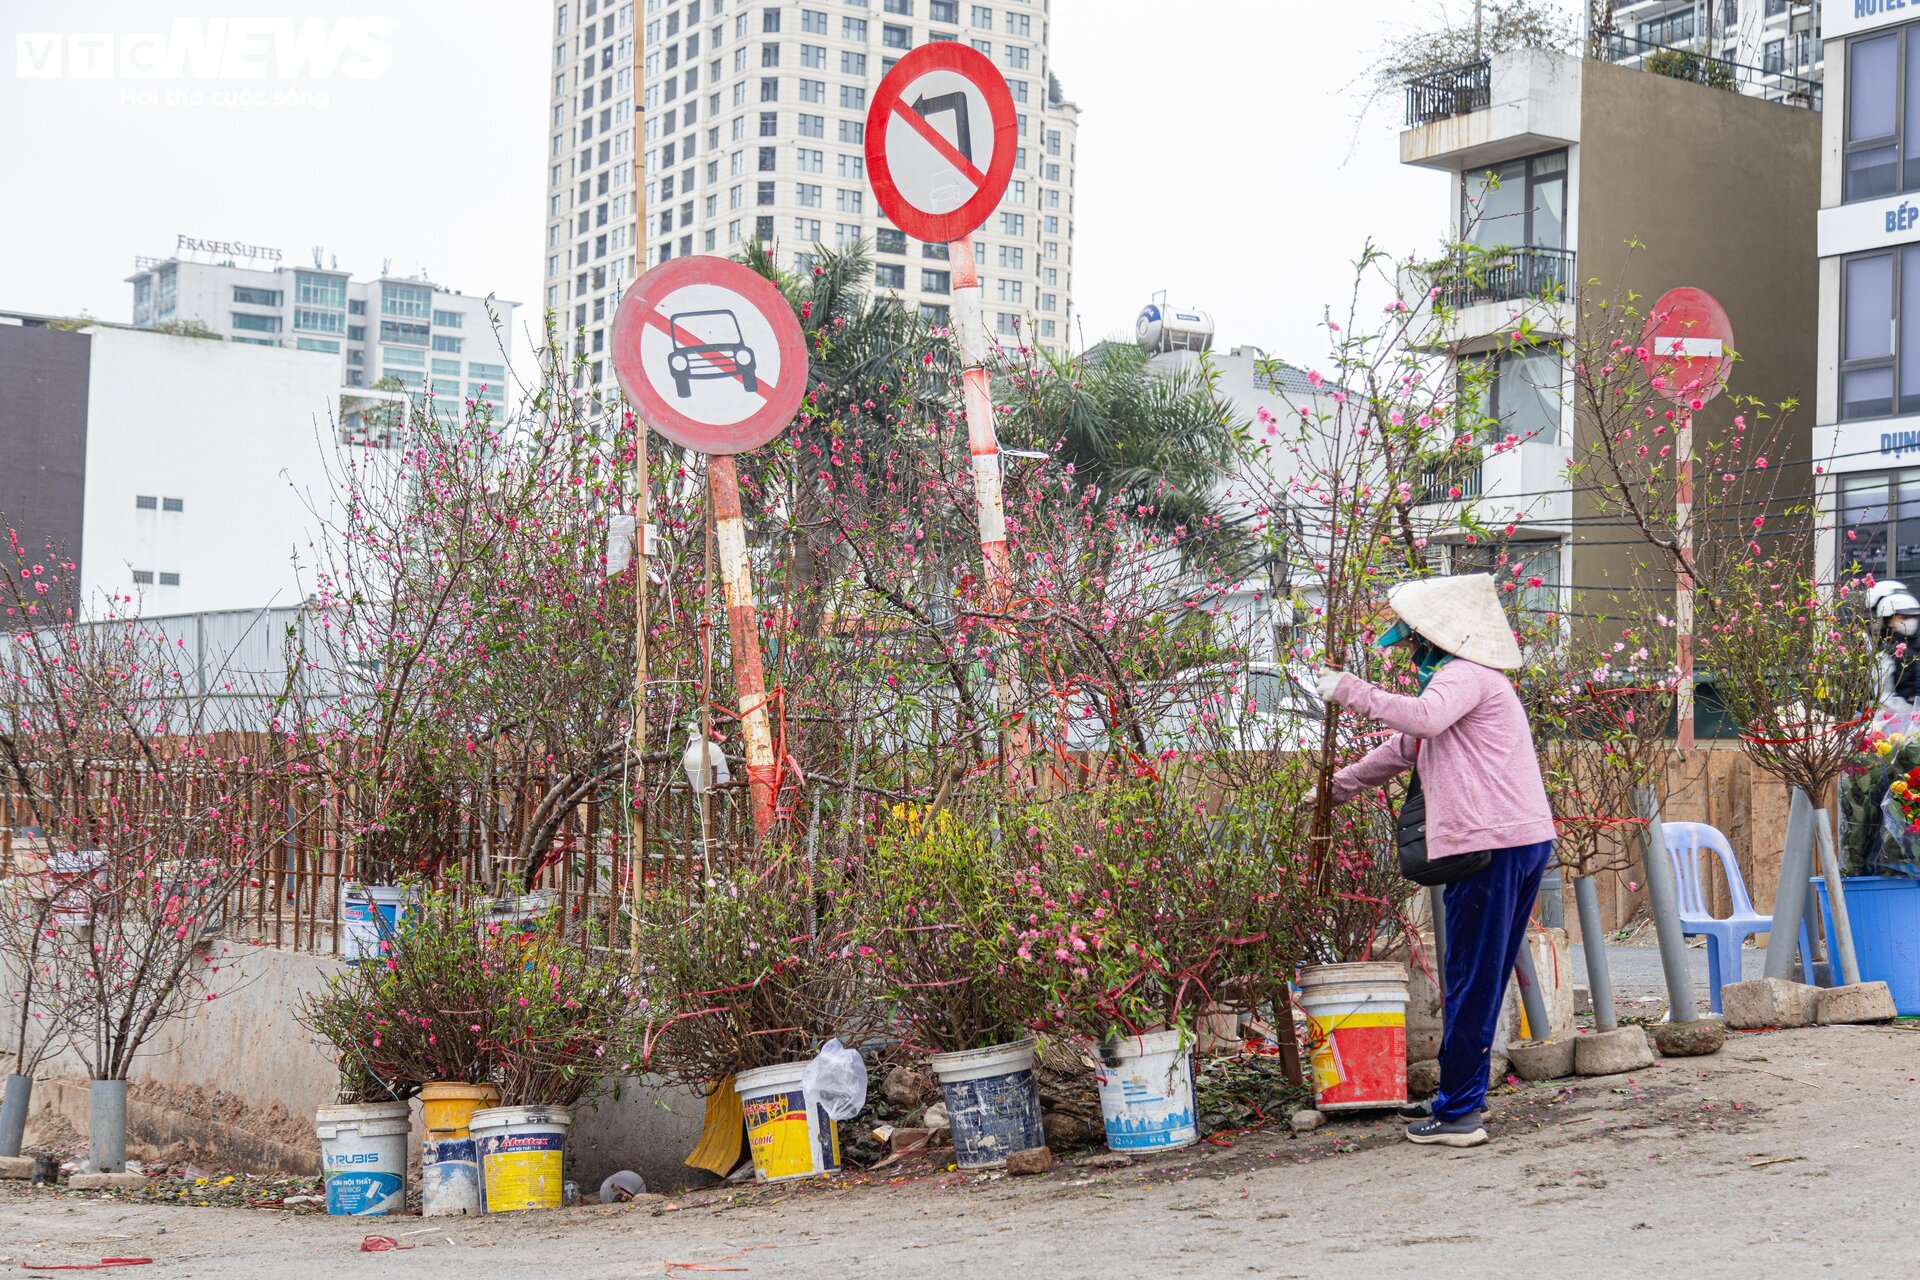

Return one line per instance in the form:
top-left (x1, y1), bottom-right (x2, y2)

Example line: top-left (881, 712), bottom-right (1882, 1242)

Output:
top-left (1386, 574), bottom-right (1524, 670)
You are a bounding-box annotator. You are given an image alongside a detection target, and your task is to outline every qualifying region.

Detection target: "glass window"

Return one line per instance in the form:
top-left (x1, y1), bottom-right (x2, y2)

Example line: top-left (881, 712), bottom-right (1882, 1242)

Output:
top-left (432, 309), bottom-right (463, 328)
top-left (842, 50), bottom-right (867, 74)
top-left (1843, 28), bottom-right (1920, 202)
top-left (294, 308), bottom-right (345, 334)
top-left (469, 362), bottom-right (506, 380)
top-left (763, 7), bottom-right (781, 30)
top-left (231, 312), bottom-right (281, 333)
top-left (840, 84), bottom-right (866, 109)
top-left (233, 286), bottom-right (282, 306)
top-left (1836, 248), bottom-right (1920, 421)
top-left (876, 227), bottom-right (907, 254)
top-left (432, 357), bottom-right (463, 377)
top-left (382, 346), bottom-right (427, 367)
top-left (843, 17), bottom-right (867, 38)
top-left (162, 497), bottom-right (184, 513)
top-left (135, 495), bottom-right (157, 510)
top-left (1464, 347), bottom-right (1563, 445)
top-left (971, 5), bottom-right (991, 26)
top-left (296, 272), bottom-right (347, 308)
top-left (1461, 150), bottom-right (1566, 250)
top-left (930, 0), bottom-right (957, 21)
top-left (433, 334), bottom-right (464, 353)
top-left (382, 283), bottom-right (431, 317)
top-left (802, 9), bottom-right (828, 33)
top-left (1843, 472), bottom-right (1920, 582)
top-left (883, 23), bottom-right (911, 48)
top-left (801, 44), bottom-right (825, 67)
top-left (922, 268), bottom-right (950, 293)
top-left (839, 119), bottom-right (864, 143)
top-left (296, 336), bottom-right (341, 353)
top-left (1004, 43), bottom-right (1029, 67)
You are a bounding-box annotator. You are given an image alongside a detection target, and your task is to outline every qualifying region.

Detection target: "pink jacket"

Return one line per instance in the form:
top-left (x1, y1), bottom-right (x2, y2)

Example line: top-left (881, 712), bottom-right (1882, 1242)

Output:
top-left (1330, 660), bottom-right (1556, 860)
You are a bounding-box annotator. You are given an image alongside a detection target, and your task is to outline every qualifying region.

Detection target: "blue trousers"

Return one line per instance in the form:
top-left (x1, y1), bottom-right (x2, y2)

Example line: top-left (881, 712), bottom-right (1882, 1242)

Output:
top-left (1432, 840), bottom-right (1554, 1122)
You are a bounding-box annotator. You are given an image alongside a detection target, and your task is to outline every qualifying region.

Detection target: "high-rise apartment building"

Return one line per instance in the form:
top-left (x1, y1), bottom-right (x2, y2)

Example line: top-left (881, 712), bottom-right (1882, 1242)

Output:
top-left (125, 253), bottom-right (517, 426)
top-left (1598, 1), bottom-right (1823, 100)
top-left (541, 0), bottom-right (1078, 395)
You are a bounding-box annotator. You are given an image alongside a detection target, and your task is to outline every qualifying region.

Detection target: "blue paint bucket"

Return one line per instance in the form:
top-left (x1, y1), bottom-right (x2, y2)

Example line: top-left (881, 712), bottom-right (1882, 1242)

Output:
top-left (928, 1037), bottom-right (1045, 1169)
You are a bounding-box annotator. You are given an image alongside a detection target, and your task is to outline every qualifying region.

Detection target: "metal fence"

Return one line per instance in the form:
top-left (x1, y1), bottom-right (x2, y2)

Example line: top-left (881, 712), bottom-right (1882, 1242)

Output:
top-left (1437, 246), bottom-right (1576, 310)
top-left (1404, 59), bottom-right (1491, 126)
top-left (1600, 33), bottom-right (1821, 109)
top-left (0, 749), bottom-right (757, 959)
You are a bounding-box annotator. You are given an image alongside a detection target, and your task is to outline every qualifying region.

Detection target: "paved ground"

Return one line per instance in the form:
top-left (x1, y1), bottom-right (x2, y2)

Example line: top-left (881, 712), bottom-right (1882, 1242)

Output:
top-left (1572, 940), bottom-right (1767, 1005)
top-left (4, 1021), bottom-right (1917, 1278)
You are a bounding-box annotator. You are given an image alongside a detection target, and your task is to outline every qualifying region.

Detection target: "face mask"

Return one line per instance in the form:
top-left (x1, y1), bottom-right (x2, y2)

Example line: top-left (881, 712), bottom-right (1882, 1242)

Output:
top-left (1899, 617), bottom-right (1919, 639)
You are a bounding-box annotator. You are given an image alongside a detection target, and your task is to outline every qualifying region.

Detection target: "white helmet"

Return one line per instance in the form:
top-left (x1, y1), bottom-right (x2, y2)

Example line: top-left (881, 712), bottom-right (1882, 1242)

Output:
top-left (1870, 580), bottom-right (1920, 619)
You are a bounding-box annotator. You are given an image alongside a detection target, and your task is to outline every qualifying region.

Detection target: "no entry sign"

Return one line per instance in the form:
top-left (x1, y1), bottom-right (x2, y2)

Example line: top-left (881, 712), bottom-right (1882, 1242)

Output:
top-left (1641, 286), bottom-right (1734, 407)
top-left (865, 42), bottom-right (1017, 244)
top-left (611, 255), bottom-right (807, 455)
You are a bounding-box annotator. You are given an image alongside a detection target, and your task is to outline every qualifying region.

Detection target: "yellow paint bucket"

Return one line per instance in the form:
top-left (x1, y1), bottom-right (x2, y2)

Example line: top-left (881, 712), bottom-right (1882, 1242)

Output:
top-left (420, 1082), bottom-right (500, 1139)
top-left (471, 1105), bottom-right (571, 1212)
top-left (735, 1062), bottom-right (841, 1183)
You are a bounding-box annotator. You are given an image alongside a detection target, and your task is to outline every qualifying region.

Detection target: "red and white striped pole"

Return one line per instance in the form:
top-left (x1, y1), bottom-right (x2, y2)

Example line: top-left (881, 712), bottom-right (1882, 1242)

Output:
top-left (708, 454), bottom-right (779, 835)
top-left (1676, 410), bottom-right (1694, 752)
top-left (948, 237), bottom-right (1029, 775)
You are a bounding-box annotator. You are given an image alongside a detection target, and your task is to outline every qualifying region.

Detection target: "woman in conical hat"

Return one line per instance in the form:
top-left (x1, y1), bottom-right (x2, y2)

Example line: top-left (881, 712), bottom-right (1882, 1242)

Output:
top-left (1314, 573), bottom-right (1555, 1149)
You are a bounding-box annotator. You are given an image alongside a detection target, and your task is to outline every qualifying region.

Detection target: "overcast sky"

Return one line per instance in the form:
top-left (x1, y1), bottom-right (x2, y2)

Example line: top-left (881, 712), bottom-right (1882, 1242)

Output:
top-left (0, 0), bottom-right (1540, 371)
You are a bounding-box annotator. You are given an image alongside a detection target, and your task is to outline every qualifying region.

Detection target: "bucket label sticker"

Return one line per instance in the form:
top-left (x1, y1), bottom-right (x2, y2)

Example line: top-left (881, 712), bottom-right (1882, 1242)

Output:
top-left (424, 1137), bottom-right (477, 1166)
top-left (1308, 1012), bottom-right (1407, 1107)
top-left (478, 1131), bottom-right (565, 1212)
top-left (1095, 1056), bottom-right (1199, 1151)
top-left (940, 1068), bottom-right (1043, 1166)
top-left (325, 1169), bottom-right (403, 1216)
top-left (744, 1089), bottom-right (815, 1180)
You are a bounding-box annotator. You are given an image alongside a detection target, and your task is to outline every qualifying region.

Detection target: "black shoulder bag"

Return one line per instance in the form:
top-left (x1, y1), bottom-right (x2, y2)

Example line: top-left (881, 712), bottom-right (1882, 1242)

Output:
top-left (1396, 741), bottom-right (1491, 887)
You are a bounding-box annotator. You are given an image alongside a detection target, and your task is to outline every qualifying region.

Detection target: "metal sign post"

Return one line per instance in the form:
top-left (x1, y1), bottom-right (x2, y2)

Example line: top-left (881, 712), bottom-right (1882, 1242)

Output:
top-left (866, 43), bottom-right (1030, 774)
top-left (1642, 286), bottom-right (1735, 753)
top-left (612, 255), bottom-right (810, 837)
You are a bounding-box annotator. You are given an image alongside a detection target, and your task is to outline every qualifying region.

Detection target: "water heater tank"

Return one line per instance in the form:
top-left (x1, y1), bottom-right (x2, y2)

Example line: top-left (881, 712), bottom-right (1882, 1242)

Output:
top-left (1135, 303), bottom-right (1215, 354)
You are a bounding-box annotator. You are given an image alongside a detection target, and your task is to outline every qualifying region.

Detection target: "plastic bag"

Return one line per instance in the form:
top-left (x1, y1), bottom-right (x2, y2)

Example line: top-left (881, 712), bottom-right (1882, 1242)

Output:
top-left (799, 1038), bottom-right (868, 1121)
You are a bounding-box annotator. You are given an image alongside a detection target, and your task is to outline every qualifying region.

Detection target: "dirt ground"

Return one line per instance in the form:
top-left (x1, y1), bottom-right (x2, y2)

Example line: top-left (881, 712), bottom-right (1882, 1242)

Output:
top-left (3, 1022), bottom-right (1916, 1278)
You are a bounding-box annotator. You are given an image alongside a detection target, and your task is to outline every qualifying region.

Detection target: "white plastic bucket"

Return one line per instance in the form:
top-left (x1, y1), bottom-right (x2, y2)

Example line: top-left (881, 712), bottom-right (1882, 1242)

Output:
top-left (316, 1102), bottom-right (410, 1216)
top-left (735, 1061), bottom-right (841, 1182)
top-left (471, 1105), bottom-right (571, 1213)
top-left (1089, 1030), bottom-right (1199, 1152)
top-left (928, 1037), bottom-right (1045, 1169)
top-left (341, 883), bottom-right (408, 963)
top-left (1297, 961), bottom-right (1410, 1111)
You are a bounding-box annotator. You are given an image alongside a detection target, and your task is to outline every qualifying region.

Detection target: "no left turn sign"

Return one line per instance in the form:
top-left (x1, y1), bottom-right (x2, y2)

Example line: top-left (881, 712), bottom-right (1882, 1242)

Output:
top-left (865, 42), bottom-right (1017, 245)
top-left (611, 255), bottom-right (808, 455)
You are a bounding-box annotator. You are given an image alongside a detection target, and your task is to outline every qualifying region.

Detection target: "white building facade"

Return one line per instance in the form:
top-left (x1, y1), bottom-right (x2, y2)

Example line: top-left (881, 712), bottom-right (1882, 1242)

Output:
top-left (126, 256), bottom-right (517, 424)
top-left (1815, 0), bottom-right (1920, 583)
top-left (1602, 0), bottom-right (1824, 99)
top-left (542, 0), bottom-right (1079, 395)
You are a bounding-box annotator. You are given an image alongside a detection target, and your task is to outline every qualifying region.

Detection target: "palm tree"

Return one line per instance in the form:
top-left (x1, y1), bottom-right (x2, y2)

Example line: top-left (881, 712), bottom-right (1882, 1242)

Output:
top-left (1004, 340), bottom-right (1252, 568)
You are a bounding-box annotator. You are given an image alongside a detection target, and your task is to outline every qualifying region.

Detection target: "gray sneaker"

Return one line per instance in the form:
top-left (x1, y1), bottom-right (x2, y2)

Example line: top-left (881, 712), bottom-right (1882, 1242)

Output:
top-left (1405, 1115), bottom-right (1487, 1147)
top-left (1398, 1099), bottom-right (1432, 1120)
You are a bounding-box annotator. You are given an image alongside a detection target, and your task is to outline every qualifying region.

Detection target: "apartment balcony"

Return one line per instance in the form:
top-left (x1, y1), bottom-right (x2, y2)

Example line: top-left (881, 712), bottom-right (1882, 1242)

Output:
top-left (1400, 48), bottom-right (1582, 172)
top-left (1417, 452), bottom-right (1484, 505)
top-left (1599, 32), bottom-right (1821, 109)
top-left (1436, 246), bottom-right (1574, 310)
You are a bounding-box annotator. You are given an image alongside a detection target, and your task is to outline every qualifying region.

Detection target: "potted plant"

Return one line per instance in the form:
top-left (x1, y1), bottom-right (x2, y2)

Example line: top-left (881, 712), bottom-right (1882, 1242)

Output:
top-left (1009, 779), bottom-right (1301, 1153)
top-left (633, 853), bottom-right (867, 1184)
top-left (858, 803), bottom-right (1051, 1170)
top-left (299, 883), bottom-right (633, 1215)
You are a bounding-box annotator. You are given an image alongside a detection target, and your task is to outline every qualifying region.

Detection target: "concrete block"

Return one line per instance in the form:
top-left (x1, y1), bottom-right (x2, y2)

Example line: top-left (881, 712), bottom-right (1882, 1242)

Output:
top-left (1289, 1109), bottom-right (1325, 1134)
top-left (1720, 978), bottom-right (1819, 1030)
top-left (1575, 986), bottom-right (1593, 1015)
top-left (1650, 1017), bottom-right (1725, 1057)
top-left (1817, 981), bottom-right (1899, 1025)
top-left (1574, 1026), bottom-right (1656, 1076)
top-left (1406, 1059), bottom-right (1440, 1098)
top-left (0, 1155), bottom-right (34, 1180)
top-left (1506, 1037), bottom-right (1576, 1082)
top-left (1489, 1052), bottom-right (1511, 1087)
top-left (68, 1172), bottom-right (144, 1190)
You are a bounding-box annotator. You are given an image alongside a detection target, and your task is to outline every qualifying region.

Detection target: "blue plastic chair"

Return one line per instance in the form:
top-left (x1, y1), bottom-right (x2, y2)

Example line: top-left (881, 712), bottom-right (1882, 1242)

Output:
top-left (1663, 821), bottom-right (1813, 1014)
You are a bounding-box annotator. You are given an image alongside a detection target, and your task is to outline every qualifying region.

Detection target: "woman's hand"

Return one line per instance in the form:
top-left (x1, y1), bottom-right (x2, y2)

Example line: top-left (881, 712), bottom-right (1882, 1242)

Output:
top-left (1314, 667), bottom-right (1347, 703)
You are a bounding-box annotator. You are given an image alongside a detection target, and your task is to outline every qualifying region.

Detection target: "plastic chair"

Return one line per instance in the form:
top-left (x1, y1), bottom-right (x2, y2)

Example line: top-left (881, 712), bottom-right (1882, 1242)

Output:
top-left (1663, 821), bottom-right (1813, 1014)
